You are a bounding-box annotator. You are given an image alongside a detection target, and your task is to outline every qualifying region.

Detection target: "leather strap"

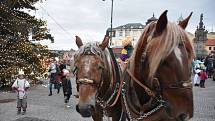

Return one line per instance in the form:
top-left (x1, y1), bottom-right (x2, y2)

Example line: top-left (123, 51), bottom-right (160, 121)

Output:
top-left (126, 69), bottom-right (155, 97)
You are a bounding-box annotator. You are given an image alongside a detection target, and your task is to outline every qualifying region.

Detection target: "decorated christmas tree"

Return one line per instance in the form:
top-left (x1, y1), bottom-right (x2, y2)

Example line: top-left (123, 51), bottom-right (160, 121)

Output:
top-left (0, 0), bottom-right (54, 87)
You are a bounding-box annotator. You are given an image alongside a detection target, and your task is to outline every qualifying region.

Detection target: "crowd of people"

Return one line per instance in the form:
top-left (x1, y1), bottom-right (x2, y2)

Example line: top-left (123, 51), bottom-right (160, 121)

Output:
top-left (192, 54), bottom-right (215, 88)
top-left (11, 57), bottom-right (73, 115)
top-left (47, 57), bottom-right (73, 108)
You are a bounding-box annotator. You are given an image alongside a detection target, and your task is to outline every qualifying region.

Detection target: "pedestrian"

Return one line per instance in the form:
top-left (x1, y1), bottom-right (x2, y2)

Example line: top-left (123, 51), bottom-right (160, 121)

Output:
top-left (118, 37), bottom-right (134, 70)
top-left (61, 69), bottom-right (72, 108)
top-left (12, 69), bottom-right (30, 115)
top-left (200, 68), bottom-right (208, 88)
top-left (204, 54), bottom-right (214, 78)
top-left (193, 69), bottom-right (201, 86)
top-left (54, 59), bottom-right (62, 94)
top-left (59, 60), bottom-right (67, 72)
top-left (48, 58), bottom-right (60, 96)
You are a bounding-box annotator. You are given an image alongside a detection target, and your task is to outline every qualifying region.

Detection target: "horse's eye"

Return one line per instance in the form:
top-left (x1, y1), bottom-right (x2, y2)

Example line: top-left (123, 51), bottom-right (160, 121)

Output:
top-left (162, 60), bottom-right (170, 67)
top-left (179, 41), bottom-right (183, 47)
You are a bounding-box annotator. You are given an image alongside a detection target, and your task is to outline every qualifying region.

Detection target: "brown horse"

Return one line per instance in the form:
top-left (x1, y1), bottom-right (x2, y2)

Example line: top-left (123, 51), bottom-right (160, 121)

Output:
top-left (121, 10), bottom-right (195, 121)
top-left (73, 36), bottom-right (125, 121)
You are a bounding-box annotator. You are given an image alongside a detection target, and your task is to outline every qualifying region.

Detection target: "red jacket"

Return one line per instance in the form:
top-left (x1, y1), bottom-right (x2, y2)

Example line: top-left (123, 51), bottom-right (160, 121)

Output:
top-left (200, 71), bottom-right (208, 80)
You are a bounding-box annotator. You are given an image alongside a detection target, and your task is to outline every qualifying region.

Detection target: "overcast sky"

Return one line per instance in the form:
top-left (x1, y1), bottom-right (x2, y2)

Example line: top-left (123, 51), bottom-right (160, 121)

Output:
top-left (33, 0), bottom-right (215, 50)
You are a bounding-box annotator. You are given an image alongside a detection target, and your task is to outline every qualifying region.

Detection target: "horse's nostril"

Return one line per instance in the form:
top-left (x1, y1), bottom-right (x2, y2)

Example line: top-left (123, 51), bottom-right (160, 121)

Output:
top-left (88, 105), bottom-right (95, 111)
top-left (76, 105), bottom-right (93, 117)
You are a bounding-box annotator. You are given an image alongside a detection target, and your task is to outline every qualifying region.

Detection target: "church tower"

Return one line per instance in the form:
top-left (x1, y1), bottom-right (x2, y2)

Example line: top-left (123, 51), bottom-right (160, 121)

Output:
top-left (194, 13), bottom-right (208, 58)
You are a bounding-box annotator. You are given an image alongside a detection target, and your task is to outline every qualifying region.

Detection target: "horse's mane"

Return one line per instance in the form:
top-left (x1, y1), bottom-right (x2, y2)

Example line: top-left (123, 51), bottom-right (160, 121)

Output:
top-left (131, 21), bottom-right (195, 79)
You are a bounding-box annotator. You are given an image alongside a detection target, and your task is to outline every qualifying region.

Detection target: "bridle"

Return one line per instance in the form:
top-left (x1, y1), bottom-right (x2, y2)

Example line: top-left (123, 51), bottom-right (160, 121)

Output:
top-left (73, 46), bottom-right (122, 110)
top-left (73, 47), bottom-right (105, 90)
top-left (122, 62), bottom-right (192, 120)
top-left (121, 35), bottom-right (192, 120)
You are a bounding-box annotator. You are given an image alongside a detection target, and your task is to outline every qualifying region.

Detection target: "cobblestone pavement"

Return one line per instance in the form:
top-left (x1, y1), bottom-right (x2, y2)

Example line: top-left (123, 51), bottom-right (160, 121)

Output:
top-left (189, 78), bottom-right (215, 121)
top-left (0, 77), bottom-right (215, 121)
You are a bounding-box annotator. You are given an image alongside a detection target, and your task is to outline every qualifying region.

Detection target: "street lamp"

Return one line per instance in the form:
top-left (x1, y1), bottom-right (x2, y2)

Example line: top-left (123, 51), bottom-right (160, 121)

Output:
top-left (103, 0), bottom-right (114, 47)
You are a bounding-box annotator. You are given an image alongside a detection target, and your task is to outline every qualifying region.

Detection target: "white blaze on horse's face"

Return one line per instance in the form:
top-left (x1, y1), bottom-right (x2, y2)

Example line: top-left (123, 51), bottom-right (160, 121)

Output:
top-left (174, 46), bottom-right (183, 66)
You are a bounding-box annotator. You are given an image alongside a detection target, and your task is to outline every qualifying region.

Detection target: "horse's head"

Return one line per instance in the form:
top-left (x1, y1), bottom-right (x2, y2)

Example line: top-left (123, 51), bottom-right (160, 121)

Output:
top-left (74, 35), bottom-right (109, 117)
top-left (131, 10), bottom-right (195, 119)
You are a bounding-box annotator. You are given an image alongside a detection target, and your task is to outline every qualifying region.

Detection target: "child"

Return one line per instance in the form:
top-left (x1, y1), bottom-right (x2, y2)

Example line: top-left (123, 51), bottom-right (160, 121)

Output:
top-left (193, 69), bottom-right (201, 86)
top-left (200, 68), bottom-right (208, 88)
top-left (61, 69), bottom-right (72, 108)
top-left (12, 69), bottom-right (30, 115)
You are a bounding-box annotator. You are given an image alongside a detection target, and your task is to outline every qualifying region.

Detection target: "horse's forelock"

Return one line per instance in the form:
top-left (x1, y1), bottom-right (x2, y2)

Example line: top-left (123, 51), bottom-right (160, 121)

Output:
top-left (74, 42), bottom-right (104, 61)
top-left (133, 22), bottom-right (194, 79)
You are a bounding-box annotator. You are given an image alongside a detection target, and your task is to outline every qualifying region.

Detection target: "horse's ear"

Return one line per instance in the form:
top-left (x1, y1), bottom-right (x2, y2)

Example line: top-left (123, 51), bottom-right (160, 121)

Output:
top-left (155, 10), bottom-right (168, 35)
top-left (75, 36), bottom-right (83, 48)
top-left (99, 35), bottom-right (109, 50)
top-left (178, 12), bottom-right (193, 29)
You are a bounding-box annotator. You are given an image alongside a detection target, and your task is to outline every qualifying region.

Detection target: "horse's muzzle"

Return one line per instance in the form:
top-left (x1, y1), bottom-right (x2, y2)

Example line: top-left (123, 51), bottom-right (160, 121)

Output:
top-left (76, 105), bottom-right (94, 117)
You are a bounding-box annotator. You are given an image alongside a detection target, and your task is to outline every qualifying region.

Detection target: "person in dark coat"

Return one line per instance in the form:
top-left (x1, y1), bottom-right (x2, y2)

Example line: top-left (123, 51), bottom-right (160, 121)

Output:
top-left (48, 59), bottom-right (58, 96)
top-left (205, 55), bottom-right (214, 78)
top-left (59, 60), bottom-right (67, 72)
top-left (61, 69), bottom-right (72, 107)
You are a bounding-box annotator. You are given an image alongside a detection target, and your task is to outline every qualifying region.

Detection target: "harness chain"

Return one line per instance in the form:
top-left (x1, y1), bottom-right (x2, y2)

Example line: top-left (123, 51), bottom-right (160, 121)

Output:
top-left (97, 48), bottom-right (121, 108)
top-left (121, 68), bottom-right (191, 120)
top-left (97, 83), bottom-right (119, 108)
top-left (121, 80), bottom-right (164, 121)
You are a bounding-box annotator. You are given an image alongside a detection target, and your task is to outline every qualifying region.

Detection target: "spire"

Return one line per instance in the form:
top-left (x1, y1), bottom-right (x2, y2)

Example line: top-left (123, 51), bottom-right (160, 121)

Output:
top-left (177, 13), bottom-right (183, 23)
top-left (153, 12), bottom-right (155, 17)
top-left (199, 13), bottom-right (204, 29)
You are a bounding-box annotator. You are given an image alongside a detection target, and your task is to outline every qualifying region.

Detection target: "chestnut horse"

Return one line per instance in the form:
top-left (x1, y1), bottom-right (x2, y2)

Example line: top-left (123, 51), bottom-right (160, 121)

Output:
top-left (121, 10), bottom-right (195, 121)
top-left (73, 36), bottom-right (125, 121)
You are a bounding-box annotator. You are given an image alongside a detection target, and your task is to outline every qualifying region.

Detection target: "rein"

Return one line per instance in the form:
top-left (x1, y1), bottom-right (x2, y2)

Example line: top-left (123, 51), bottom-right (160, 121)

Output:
top-left (126, 69), bottom-right (155, 97)
top-left (121, 64), bottom-right (165, 120)
top-left (97, 48), bottom-right (122, 108)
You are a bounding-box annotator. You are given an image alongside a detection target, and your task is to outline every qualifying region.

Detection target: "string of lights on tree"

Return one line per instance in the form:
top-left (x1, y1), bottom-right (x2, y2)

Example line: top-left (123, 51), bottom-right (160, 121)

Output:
top-left (0, 0), bottom-right (54, 86)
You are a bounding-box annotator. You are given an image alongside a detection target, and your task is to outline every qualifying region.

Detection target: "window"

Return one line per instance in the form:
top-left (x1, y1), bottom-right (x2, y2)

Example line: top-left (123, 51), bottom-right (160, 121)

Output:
top-left (209, 47), bottom-right (211, 50)
top-left (132, 30), bottom-right (138, 36)
top-left (119, 31), bottom-right (123, 37)
top-left (109, 31), bottom-right (115, 37)
top-left (125, 30), bottom-right (130, 37)
top-left (213, 47), bottom-right (215, 50)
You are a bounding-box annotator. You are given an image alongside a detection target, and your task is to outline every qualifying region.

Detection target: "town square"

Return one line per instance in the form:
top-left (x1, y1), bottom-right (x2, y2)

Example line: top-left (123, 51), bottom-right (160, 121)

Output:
top-left (0, 0), bottom-right (215, 121)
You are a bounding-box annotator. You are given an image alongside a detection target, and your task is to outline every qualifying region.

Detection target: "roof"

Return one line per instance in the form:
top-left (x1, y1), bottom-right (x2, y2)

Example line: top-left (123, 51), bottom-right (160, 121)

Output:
top-left (205, 39), bottom-right (215, 46)
top-left (148, 13), bottom-right (158, 21)
top-left (115, 23), bottom-right (145, 29)
top-left (146, 13), bottom-right (158, 25)
top-left (208, 32), bottom-right (215, 39)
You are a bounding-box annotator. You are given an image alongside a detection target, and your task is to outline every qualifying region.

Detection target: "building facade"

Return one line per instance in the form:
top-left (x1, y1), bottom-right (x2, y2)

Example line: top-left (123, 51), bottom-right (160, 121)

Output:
top-left (205, 39), bottom-right (215, 54)
top-left (111, 23), bottom-right (145, 47)
top-left (107, 14), bottom-right (158, 57)
top-left (107, 14), bottom-right (158, 47)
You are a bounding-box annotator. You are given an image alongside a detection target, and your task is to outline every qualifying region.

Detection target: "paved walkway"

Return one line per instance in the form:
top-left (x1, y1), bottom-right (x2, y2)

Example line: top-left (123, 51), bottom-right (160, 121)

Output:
top-left (0, 78), bottom-right (215, 121)
top-left (190, 78), bottom-right (215, 121)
